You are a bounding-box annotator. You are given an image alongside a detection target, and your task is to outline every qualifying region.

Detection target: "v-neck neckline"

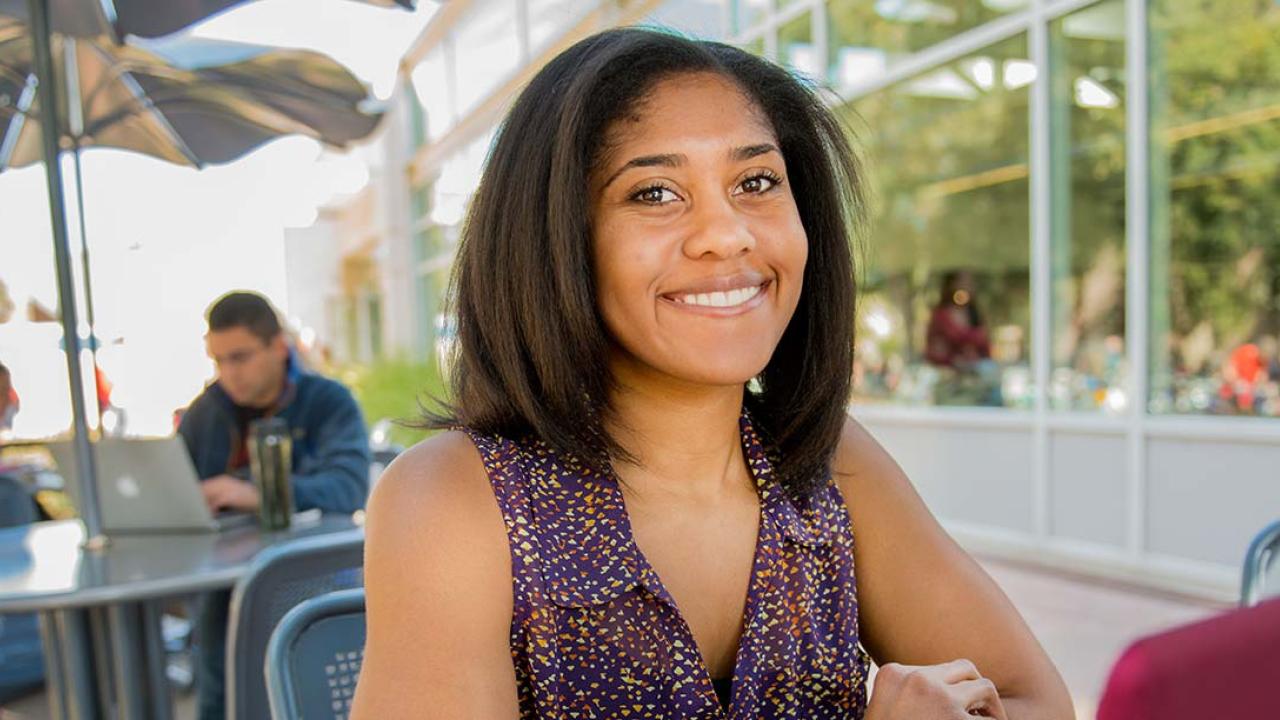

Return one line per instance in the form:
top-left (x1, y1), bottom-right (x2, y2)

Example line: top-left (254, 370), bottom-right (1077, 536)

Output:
top-left (604, 414), bottom-right (781, 718)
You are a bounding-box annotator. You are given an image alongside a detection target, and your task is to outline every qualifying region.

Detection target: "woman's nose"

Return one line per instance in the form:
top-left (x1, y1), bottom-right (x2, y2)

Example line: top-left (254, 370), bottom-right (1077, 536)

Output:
top-left (682, 195), bottom-right (756, 260)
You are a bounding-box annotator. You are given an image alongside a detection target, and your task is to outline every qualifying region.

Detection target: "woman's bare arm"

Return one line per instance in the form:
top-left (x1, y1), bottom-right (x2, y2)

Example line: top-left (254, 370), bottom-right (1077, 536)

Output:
top-left (351, 431), bottom-right (520, 720)
top-left (834, 417), bottom-right (1074, 720)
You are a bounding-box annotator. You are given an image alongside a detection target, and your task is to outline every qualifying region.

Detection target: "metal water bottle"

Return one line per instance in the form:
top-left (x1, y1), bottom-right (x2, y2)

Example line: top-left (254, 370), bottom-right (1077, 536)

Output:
top-left (248, 418), bottom-right (293, 530)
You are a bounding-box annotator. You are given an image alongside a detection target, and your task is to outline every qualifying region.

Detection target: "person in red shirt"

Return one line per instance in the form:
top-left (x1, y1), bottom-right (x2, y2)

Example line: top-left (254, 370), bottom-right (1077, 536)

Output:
top-left (1219, 343), bottom-right (1268, 413)
top-left (0, 361), bottom-right (18, 433)
top-left (94, 364), bottom-right (113, 418)
top-left (925, 270), bottom-right (991, 369)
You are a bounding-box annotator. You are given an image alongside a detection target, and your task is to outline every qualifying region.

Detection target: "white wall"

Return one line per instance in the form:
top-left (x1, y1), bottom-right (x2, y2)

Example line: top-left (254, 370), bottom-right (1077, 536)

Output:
top-left (856, 407), bottom-right (1272, 601)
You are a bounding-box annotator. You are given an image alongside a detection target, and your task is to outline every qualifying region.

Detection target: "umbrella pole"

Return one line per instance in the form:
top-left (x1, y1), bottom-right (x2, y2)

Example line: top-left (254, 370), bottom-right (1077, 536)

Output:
top-left (27, 0), bottom-right (107, 548)
top-left (65, 35), bottom-right (103, 420)
top-left (71, 145), bottom-right (102, 408)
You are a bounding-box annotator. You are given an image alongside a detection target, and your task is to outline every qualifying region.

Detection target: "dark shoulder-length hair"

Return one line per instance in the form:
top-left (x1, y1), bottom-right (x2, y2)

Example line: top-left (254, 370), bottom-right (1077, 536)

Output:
top-left (426, 27), bottom-right (865, 496)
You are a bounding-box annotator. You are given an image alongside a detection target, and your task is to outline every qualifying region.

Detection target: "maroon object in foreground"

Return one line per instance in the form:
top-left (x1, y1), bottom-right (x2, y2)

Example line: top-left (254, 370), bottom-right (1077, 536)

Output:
top-left (1096, 596), bottom-right (1280, 719)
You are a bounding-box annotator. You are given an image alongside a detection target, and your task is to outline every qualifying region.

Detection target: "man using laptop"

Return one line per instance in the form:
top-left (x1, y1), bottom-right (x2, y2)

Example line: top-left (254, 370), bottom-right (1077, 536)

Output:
top-left (179, 291), bottom-right (369, 720)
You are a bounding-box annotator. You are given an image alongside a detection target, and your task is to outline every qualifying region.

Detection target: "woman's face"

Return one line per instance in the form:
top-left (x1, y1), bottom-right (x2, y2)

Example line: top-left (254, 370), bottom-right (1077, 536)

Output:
top-left (589, 72), bottom-right (808, 388)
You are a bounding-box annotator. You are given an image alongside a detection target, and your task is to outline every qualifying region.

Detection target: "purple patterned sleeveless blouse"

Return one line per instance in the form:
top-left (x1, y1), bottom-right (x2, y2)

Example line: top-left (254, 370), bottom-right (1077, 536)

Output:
top-left (462, 412), bottom-right (870, 719)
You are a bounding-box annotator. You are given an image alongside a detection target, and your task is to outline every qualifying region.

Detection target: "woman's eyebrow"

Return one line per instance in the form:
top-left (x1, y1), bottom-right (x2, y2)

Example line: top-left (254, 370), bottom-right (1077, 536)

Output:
top-left (602, 153), bottom-right (684, 190)
top-left (733, 143), bottom-right (779, 161)
top-left (601, 143), bottom-right (781, 191)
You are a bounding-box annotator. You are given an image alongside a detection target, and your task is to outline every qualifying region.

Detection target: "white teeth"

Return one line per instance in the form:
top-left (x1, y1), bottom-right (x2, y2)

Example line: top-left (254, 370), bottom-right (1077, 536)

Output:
top-left (675, 284), bottom-right (762, 308)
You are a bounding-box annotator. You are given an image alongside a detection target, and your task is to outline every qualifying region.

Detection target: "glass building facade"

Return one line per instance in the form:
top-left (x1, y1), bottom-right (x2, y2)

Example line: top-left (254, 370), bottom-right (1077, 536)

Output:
top-left (373, 0), bottom-right (1280, 598)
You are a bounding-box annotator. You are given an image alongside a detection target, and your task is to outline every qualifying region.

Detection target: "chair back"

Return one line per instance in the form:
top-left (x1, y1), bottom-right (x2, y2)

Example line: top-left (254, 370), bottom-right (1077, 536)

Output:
top-left (1242, 519), bottom-right (1280, 606)
top-left (226, 528), bottom-right (364, 720)
top-left (265, 588), bottom-right (366, 720)
top-left (367, 446), bottom-right (402, 492)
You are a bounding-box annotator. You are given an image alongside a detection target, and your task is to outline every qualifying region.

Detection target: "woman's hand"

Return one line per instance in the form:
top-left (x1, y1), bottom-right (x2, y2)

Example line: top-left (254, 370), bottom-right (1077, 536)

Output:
top-left (864, 659), bottom-right (1009, 720)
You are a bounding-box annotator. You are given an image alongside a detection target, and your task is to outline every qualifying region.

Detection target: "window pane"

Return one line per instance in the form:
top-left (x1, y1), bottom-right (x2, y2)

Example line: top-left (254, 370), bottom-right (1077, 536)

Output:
top-left (408, 88), bottom-right (428, 148)
top-left (644, 0), bottom-right (727, 40)
top-left (452, 0), bottom-right (521, 118)
top-left (425, 266), bottom-right (453, 370)
top-left (731, 0), bottom-right (770, 36)
top-left (827, 0), bottom-right (1030, 93)
top-left (1148, 0), bottom-right (1280, 416)
top-left (779, 11), bottom-right (820, 79)
top-left (431, 134), bottom-right (491, 227)
top-left (368, 293), bottom-right (383, 359)
top-left (1049, 0), bottom-right (1127, 413)
top-left (409, 44), bottom-right (453, 143)
top-left (847, 34), bottom-right (1032, 408)
top-left (414, 225), bottom-right (449, 262)
top-left (528, 0), bottom-right (589, 55)
top-left (410, 181), bottom-right (431, 224)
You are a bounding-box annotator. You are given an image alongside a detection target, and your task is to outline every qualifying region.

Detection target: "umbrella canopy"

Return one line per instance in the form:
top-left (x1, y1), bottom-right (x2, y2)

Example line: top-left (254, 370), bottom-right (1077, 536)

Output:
top-left (0, 21), bottom-right (385, 170)
top-left (0, 0), bottom-right (414, 40)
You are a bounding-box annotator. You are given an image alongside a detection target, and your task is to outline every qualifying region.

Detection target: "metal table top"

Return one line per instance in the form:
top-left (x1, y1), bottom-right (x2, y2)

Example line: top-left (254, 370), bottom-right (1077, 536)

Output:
top-left (0, 515), bottom-right (362, 612)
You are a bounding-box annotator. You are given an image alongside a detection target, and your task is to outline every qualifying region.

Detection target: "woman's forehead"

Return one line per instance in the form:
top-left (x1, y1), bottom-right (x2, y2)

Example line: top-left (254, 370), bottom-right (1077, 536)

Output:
top-left (601, 72), bottom-right (777, 153)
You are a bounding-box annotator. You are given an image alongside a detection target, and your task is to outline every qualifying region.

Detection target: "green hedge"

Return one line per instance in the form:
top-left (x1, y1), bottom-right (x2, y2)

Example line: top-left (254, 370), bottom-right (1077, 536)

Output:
top-left (339, 357), bottom-right (448, 449)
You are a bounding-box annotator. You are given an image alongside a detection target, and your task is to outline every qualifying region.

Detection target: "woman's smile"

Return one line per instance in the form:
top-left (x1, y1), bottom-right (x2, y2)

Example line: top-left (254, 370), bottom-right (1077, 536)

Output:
top-left (659, 278), bottom-right (771, 317)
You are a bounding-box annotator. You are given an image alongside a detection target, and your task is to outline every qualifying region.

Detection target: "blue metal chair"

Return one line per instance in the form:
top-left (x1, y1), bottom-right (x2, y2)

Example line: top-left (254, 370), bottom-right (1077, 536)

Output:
top-left (1241, 519), bottom-right (1280, 607)
top-left (265, 588), bottom-right (366, 720)
top-left (368, 446), bottom-right (402, 491)
top-left (0, 473), bottom-right (44, 703)
top-left (226, 528), bottom-right (365, 720)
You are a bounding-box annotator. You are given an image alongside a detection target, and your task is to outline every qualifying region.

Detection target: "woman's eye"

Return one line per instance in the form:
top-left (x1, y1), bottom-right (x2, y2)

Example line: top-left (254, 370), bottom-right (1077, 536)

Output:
top-left (738, 173), bottom-right (780, 195)
top-left (633, 186), bottom-right (678, 205)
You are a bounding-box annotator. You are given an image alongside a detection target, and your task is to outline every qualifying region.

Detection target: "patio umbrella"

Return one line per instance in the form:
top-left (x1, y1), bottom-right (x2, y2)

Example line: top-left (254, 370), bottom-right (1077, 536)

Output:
top-left (0, 28), bottom-right (386, 170)
top-left (0, 0), bottom-right (415, 41)
top-left (6, 0), bottom-right (399, 543)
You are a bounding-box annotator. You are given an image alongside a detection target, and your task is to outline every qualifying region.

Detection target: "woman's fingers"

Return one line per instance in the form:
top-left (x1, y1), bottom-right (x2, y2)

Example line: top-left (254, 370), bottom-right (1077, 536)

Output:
top-left (937, 658), bottom-right (982, 684)
top-left (952, 678), bottom-right (1005, 718)
top-left (867, 660), bottom-right (1009, 720)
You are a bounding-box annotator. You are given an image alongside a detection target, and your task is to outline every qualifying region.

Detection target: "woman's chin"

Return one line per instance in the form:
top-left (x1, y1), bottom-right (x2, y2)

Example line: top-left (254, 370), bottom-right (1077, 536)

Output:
top-left (654, 355), bottom-right (770, 390)
top-left (610, 338), bottom-right (776, 391)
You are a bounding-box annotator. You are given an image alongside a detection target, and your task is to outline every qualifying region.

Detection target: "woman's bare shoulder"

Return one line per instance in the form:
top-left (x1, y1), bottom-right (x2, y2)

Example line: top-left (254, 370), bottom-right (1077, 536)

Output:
top-left (831, 413), bottom-right (903, 491)
top-left (354, 431), bottom-right (521, 717)
top-left (368, 430), bottom-right (497, 532)
top-left (828, 412), bottom-right (952, 576)
top-left (364, 429), bottom-right (510, 592)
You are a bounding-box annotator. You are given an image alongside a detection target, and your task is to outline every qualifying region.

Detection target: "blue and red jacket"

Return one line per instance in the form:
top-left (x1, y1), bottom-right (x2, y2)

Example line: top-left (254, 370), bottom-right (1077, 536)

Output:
top-left (177, 353), bottom-right (369, 513)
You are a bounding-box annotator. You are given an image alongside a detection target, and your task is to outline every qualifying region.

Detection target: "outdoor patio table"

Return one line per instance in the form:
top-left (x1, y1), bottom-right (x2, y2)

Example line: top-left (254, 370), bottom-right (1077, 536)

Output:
top-left (0, 514), bottom-right (361, 720)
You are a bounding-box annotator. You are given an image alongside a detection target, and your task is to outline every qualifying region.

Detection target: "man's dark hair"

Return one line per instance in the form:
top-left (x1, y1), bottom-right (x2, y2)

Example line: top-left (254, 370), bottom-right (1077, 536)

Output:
top-left (427, 28), bottom-right (865, 496)
top-left (206, 292), bottom-right (283, 345)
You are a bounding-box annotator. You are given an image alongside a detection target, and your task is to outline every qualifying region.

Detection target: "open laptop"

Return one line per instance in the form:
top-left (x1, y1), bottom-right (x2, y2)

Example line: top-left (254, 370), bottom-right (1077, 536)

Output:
top-left (49, 437), bottom-right (254, 534)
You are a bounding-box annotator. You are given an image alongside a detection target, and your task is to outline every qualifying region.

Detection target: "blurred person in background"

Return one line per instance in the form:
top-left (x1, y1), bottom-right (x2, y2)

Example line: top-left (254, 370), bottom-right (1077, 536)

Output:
top-left (0, 361), bottom-right (18, 435)
top-left (926, 270), bottom-right (991, 368)
top-left (1218, 342), bottom-right (1271, 415)
top-left (178, 290), bottom-right (369, 720)
top-left (927, 270), bottom-right (1003, 406)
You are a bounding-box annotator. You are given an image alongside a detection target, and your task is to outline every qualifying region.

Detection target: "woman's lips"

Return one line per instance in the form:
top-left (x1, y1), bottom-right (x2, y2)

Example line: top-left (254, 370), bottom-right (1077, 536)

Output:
top-left (659, 280), bottom-right (771, 317)
top-left (662, 271), bottom-right (769, 297)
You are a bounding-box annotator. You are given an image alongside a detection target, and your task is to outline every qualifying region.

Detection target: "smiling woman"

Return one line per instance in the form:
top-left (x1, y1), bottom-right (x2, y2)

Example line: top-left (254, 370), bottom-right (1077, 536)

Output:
top-left (351, 28), bottom-right (1073, 720)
